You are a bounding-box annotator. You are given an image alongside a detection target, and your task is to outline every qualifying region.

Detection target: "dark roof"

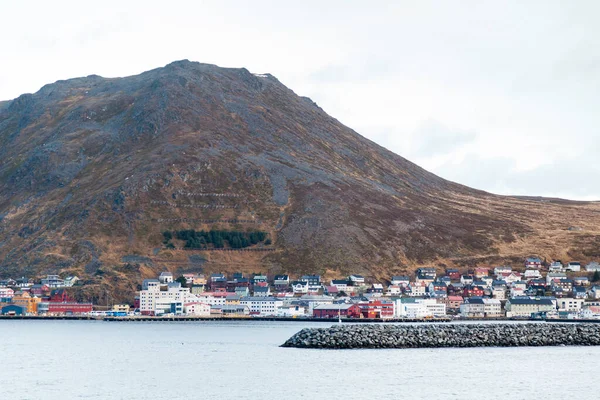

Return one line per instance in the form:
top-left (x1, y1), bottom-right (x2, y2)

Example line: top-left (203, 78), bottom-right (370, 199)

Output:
top-left (509, 298), bottom-right (554, 305)
top-left (466, 297), bottom-right (485, 304)
top-left (332, 279), bottom-right (350, 285)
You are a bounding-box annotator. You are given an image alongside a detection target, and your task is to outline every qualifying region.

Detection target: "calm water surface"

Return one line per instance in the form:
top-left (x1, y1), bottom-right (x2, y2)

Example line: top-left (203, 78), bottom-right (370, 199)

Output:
top-left (1, 320), bottom-right (597, 399)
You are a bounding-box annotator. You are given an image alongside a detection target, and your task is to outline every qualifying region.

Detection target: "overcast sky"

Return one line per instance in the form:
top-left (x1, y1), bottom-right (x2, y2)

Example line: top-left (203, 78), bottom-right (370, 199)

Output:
top-left (1, 1), bottom-right (598, 200)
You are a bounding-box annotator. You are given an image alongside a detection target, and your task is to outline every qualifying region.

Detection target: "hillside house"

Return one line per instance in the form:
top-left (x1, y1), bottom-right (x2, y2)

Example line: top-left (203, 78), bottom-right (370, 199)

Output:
top-left (446, 269), bottom-right (461, 281)
top-left (494, 266), bottom-right (512, 277)
top-left (586, 262), bottom-right (600, 272)
top-left (567, 262), bottom-right (581, 272)
top-left (474, 268), bottom-right (489, 279)
top-left (549, 261), bottom-right (564, 272)
top-left (390, 276), bottom-right (410, 286)
top-left (525, 257), bottom-right (542, 269)
top-left (349, 275), bottom-right (365, 286)
top-left (291, 281), bottom-right (309, 294)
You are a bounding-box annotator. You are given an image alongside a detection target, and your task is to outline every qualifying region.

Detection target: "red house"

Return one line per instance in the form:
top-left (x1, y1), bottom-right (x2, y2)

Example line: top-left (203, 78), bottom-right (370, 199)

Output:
top-left (446, 269), bottom-right (461, 281)
top-left (313, 304), bottom-right (361, 318)
top-left (48, 289), bottom-right (93, 314)
top-left (462, 285), bottom-right (484, 298)
top-left (358, 301), bottom-right (394, 319)
top-left (48, 302), bottom-right (93, 314)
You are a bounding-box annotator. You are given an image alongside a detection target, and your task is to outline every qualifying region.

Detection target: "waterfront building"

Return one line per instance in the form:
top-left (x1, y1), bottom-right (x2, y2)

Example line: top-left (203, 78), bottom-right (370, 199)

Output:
top-left (505, 298), bottom-right (555, 318)
top-left (240, 296), bottom-right (283, 316)
top-left (184, 302), bottom-right (211, 316)
top-left (139, 281), bottom-right (199, 315)
top-left (312, 303), bottom-right (361, 319)
top-left (1, 304), bottom-right (25, 316)
top-left (12, 291), bottom-right (41, 314)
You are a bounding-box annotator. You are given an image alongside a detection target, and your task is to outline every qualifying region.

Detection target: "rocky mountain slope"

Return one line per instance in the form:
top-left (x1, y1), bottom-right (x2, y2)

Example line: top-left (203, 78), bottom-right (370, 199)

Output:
top-left (1, 60), bottom-right (599, 301)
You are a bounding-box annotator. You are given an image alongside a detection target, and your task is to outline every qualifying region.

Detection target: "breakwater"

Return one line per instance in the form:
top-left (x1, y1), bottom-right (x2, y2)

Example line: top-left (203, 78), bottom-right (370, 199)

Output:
top-left (281, 323), bottom-right (600, 349)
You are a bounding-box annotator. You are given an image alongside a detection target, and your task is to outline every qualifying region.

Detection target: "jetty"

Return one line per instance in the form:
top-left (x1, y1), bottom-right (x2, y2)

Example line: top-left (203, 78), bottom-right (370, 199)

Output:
top-left (281, 323), bottom-right (600, 349)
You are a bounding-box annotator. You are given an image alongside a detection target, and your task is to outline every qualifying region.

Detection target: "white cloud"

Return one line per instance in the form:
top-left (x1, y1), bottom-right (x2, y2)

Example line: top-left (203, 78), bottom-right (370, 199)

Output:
top-left (0, 0), bottom-right (598, 199)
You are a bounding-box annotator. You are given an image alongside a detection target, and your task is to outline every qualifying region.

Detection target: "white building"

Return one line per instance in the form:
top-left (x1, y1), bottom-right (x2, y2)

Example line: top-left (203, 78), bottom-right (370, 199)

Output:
top-left (41, 275), bottom-right (65, 288)
top-left (505, 298), bottom-right (555, 318)
top-left (395, 298), bottom-right (446, 318)
top-left (549, 262), bottom-right (564, 272)
top-left (240, 296), bottom-right (284, 316)
top-left (195, 294), bottom-right (226, 307)
top-left (586, 262), bottom-right (600, 272)
top-left (547, 272), bottom-right (567, 285)
top-left (492, 286), bottom-right (507, 300)
top-left (139, 281), bottom-right (198, 315)
top-left (184, 302), bottom-right (211, 316)
top-left (349, 275), bottom-right (366, 285)
top-left (460, 298), bottom-right (485, 317)
top-left (300, 295), bottom-right (334, 314)
top-left (407, 283), bottom-right (427, 297)
top-left (556, 298), bottom-right (584, 312)
top-left (276, 304), bottom-right (307, 317)
top-left (483, 298), bottom-right (502, 317)
top-left (524, 269), bottom-right (542, 279)
top-left (566, 262), bottom-right (581, 272)
top-left (494, 266), bottom-right (512, 277)
top-left (291, 281), bottom-right (309, 294)
top-left (159, 271), bottom-right (174, 284)
top-left (386, 285), bottom-right (402, 296)
top-left (0, 287), bottom-right (14, 299)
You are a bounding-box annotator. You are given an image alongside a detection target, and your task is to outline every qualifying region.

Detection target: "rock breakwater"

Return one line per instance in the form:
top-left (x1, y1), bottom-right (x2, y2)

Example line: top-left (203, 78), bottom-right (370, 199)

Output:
top-left (281, 323), bottom-right (600, 349)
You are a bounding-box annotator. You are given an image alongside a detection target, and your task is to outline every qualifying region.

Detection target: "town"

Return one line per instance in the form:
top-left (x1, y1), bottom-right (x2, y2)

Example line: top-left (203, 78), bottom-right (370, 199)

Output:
top-left (3, 258), bottom-right (600, 321)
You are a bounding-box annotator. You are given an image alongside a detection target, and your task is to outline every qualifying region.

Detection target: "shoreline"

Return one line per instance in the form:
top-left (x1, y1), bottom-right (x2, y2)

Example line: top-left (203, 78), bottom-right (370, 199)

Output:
top-left (3, 315), bottom-right (600, 323)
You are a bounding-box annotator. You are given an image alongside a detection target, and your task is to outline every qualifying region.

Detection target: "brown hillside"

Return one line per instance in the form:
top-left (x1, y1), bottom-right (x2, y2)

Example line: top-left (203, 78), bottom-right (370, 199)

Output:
top-left (0, 60), bottom-right (599, 302)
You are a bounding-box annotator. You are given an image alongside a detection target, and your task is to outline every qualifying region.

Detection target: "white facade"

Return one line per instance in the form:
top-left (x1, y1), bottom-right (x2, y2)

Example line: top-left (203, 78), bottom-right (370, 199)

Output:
top-left (139, 281), bottom-right (198, 315)
top-left (240, 297), bottom-right (283, 316)
top-left (386, 285), bottom-right (402, 296)
top-left (276, 305), bottom-right (307, 317)
top-left (395, 299), bottom-right (446, 318)
top-left (460, 301), bottom-right (485, 317)
top-left (483, 298), bottom-right (502, 317)
top-left (0, 287), bottom-right (14, 299)
top-left (159, 272), bottom-right (174, 284)
top-left (195, 294), bottom-right (226, 307)
top-left (300, 295), bottom-right (334, 314)
top-left (408, 283), bottom-right (426, 297)
top-left (291, 281), bottom-right (309, 294)
top-left (566, 262), bottom-right (581, 272)
top-left (492, 287), bottom-right (507, 300)
top-left (184, 302), bottom-right (211, 316)
top-left (547, 273), bottom-right (567, 285)
top-left (524, 269), bottom-right (542, 279)
top-left (556, 298), bottom-right (584, 312)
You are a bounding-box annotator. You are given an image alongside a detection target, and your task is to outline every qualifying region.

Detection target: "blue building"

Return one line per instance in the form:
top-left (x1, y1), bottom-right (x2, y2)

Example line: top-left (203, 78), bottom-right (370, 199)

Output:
top-left (1, 304), bottom-right (25, 316)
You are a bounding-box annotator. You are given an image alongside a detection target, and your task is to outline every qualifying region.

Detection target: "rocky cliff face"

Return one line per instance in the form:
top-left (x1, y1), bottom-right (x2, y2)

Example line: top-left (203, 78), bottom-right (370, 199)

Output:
top-left (1, 60), bottom-right (599, 301)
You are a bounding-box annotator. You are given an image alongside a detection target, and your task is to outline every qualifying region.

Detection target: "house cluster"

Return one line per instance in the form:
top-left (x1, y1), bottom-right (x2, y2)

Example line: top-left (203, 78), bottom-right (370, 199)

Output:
top-left (0, 274), bottom-right (92, 316)
top-left (136, 259), bottom-right (600, 320)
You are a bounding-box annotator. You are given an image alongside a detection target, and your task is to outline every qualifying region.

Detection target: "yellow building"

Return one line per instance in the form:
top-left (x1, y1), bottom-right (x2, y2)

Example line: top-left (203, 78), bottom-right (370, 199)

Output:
top-left (112, 304), bottom-right (131, 313)
top-left (12, 292), bottom-right (41, 314)
top-left (192, 274), bottom-right (207, 285)
top-left (225, 296), bottom-right (241, 305)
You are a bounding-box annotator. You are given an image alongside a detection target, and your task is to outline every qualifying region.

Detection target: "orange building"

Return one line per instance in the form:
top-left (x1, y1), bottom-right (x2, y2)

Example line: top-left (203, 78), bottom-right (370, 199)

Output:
top-left (12, 292), bottom-right (41, 314)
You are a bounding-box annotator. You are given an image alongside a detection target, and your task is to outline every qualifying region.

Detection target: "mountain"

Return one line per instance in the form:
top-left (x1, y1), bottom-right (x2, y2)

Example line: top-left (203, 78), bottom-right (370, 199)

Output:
top-left (1, 60), bottom-right (599, 301)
